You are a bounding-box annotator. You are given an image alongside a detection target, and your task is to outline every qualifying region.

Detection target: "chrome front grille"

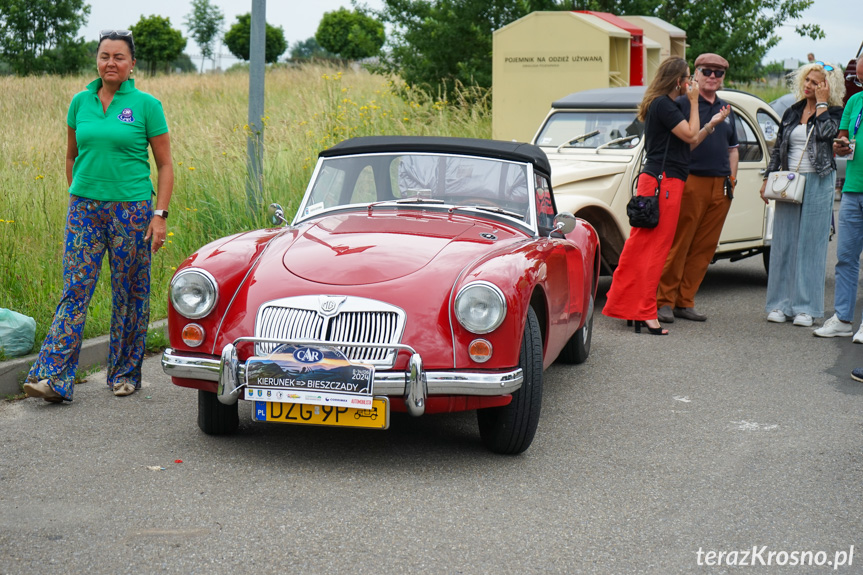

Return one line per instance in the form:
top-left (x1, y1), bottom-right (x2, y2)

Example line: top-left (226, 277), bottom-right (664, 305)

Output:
top-left (254, 295), bottom-right (406, 368)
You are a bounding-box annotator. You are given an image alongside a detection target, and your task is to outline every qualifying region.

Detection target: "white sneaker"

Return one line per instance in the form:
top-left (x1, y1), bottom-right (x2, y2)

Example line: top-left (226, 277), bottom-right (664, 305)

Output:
top-left (814, 314), bottom-right (853, 337)
top-left (854, 324), bottom-right (863, 343)
top-left (767, 310), bottom-right (786, 323)
top-left (793, 313), bottom-right (813, 327)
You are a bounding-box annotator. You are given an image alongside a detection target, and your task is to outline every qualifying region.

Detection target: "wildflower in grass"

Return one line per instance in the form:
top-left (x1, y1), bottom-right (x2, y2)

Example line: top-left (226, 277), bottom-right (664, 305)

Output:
top-left (168, 232), bottom-right (175, 237)
top-left (188, 166), bottom-right (195, 171)
top-left (178, 161), bottom-right (183, 166)
top-left (34, 175), bottom-right (44, 180)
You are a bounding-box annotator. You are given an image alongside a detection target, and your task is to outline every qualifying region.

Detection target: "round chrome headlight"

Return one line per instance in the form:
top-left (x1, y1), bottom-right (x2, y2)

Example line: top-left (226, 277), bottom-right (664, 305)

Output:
top-left (170, 269), bottom-right (218, 319)
top-left (455, 281), bottom-right (506, 334)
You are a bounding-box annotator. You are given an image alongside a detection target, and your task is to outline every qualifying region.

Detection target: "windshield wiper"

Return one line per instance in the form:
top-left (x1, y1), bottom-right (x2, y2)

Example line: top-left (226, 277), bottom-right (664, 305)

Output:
top-left (366, 193), bottom-right (444, 215)
top-left (449, 205), bottom-right (524, 220)
top-left (594, 134), bottom-right (641, 152)
top-left (555, 130), bottom-right (601, 152)
top-left (396, 195), bottom-right (445, 204)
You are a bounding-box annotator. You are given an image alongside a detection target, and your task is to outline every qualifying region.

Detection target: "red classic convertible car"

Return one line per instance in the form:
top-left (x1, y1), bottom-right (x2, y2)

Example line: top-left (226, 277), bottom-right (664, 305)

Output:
top-left (161, 136), bottom-right (600, 454)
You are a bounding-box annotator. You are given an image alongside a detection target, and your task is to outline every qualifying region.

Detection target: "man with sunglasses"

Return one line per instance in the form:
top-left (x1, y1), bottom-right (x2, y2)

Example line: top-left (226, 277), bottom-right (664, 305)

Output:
top-left (657, 53), bottom-right (737, 323)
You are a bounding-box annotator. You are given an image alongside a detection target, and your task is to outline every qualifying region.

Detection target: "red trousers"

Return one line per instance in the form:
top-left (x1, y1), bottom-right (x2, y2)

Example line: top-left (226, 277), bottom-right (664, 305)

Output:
top-left (603, 174), bottom-right (684, 321)
top-left (657, 175), bottom-right (731, 309)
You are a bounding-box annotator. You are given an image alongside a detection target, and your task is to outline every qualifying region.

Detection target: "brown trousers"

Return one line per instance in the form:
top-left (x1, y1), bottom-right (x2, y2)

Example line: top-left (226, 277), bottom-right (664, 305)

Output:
top-left (656, 174), bottom-right (731, 309)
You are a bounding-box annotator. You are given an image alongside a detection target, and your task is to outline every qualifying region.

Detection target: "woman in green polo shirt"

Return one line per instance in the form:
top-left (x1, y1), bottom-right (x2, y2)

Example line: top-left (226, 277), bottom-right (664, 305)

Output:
top-left (23, 30), bottom-right (174, 403)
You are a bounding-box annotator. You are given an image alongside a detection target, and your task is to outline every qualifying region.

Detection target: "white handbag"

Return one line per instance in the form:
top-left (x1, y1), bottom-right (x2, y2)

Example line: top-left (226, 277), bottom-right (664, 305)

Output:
top-left (764, 126), bottom-right (813, 204)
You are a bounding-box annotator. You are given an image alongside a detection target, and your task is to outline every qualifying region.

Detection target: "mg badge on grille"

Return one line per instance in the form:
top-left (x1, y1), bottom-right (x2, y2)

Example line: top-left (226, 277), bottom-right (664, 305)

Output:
top-left (318, 295), bottom-right (347, 317)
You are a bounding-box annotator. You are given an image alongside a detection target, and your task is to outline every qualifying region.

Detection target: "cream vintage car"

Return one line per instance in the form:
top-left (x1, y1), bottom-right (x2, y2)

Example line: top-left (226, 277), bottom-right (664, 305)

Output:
top-left (532, 87), bottom-right (780, 273)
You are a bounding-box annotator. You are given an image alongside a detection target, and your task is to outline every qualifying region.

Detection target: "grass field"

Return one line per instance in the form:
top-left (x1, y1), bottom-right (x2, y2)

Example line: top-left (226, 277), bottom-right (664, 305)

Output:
top-left (0, 65), bottom-right (492, 354)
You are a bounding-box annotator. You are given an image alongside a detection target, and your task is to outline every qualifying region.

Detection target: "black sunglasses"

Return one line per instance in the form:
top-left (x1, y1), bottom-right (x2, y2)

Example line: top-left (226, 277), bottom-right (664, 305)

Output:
top-left (699, 68), bottom-right (725, 78)
top-left (815, 61), bottom-right (834, 71)
top-left (100, 29), bottom-right (133, 40)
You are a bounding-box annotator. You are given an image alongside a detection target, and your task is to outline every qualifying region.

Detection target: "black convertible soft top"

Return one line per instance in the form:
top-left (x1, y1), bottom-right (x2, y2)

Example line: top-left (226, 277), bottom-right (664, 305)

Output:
top-left (551, 86), bottom-right (647, 110)
top-left (319, 136), bottom-right (552, 177)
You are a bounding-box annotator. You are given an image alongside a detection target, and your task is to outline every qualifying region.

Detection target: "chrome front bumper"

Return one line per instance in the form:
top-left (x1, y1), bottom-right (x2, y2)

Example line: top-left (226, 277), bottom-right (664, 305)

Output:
top-left (161, 339), bottom-right (523, 417)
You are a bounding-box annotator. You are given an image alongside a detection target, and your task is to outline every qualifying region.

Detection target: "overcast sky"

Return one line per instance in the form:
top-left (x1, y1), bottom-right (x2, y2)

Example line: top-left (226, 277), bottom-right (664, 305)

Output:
top-left (79, 0), bottom-right (855, 69)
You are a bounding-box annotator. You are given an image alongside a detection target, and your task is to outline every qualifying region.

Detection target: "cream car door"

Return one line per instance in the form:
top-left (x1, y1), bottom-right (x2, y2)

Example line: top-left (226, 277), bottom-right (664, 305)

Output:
top-left (718, 108), bottom-right (772, 247)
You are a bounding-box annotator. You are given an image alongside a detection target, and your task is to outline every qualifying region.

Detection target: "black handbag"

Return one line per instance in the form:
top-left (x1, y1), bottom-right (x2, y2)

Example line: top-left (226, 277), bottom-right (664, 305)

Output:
top-left (626, 113), bottom-right (670, 229)
top-left (626, 173), bottom-right (661, 228)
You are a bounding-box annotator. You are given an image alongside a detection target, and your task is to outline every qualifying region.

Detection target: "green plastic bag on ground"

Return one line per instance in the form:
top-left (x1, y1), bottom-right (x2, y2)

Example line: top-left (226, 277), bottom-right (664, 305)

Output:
top-left (0, 308), bottom-right (36, 358)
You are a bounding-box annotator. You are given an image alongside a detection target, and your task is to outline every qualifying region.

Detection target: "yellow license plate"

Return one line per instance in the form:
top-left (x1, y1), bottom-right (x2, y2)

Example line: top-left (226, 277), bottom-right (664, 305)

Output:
top-left (253, 398), bottom-right (389, 430)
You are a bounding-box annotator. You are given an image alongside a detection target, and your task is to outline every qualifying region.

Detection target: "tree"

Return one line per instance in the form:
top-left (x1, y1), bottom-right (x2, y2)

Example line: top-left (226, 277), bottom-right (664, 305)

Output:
top-left (645, 0), bottom-right (823, 81)
top-left (130, 15), bottom-right (187, 76)
top-left (185, 0), bottom-right (224, 73)
top-left (316, 8), bottom-right (384, 60)
top-left (0, 0), bottom-right (90, 75)
top-left (373, 0), bottom-right (534, 98)
top-left (290, 37), bottom-right (335, 61)
top-left (373, 0), bottom-right (823, 95)
top-left (223, 12), bottom-right (286, 63)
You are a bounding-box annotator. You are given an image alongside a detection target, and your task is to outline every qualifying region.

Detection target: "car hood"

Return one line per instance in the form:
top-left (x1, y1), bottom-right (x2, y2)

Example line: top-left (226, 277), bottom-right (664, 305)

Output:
top-left (546, 155), bottom-right (631, 184)
top-left (277, 211), bottom-right (522, 285)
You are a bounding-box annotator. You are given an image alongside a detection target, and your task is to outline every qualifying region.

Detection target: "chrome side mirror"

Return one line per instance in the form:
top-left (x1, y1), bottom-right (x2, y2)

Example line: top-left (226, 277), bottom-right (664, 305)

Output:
top-left (551, 212), bottom-right (576, 236)
top-left (268, 203), bottom-right (288, 226)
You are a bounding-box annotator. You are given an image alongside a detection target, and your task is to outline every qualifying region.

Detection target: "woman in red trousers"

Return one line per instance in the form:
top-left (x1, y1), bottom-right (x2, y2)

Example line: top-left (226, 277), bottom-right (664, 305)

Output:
top-left (602, 57), bottom-right (702, 335)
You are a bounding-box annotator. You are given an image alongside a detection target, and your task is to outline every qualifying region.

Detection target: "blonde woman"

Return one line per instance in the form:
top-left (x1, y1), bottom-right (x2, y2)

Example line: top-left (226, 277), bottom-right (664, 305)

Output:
top-left (761, 61), bottom-right (844, 327)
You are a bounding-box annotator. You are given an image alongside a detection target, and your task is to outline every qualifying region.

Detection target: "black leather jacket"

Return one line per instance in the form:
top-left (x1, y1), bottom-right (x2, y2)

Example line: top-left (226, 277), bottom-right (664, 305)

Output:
top-left (765, 99), bottom-right (843, 178)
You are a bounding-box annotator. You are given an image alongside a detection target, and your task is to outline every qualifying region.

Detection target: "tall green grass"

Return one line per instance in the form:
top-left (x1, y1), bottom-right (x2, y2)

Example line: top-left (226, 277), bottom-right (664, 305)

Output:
top-left (0, 65), bottom-right (491, 350)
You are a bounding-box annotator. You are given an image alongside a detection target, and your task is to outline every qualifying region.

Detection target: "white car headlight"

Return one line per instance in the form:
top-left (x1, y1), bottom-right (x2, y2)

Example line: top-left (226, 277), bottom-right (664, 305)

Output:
top-left (455, 281), bottom-right (506, 334)
top-left (170, 269), bottom-right (218, 319)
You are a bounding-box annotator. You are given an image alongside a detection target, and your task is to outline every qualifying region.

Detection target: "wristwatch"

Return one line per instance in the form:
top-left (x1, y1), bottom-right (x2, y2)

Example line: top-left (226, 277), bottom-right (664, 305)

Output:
top-left (153, 209), bottom-right (169, 219)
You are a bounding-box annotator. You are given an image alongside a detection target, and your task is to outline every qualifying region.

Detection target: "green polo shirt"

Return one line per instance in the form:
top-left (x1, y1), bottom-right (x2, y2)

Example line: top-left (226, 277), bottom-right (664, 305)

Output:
top-left (840, 91), bottom-right (863, 193)
top-left (67, 78), bottom-right (169, 202)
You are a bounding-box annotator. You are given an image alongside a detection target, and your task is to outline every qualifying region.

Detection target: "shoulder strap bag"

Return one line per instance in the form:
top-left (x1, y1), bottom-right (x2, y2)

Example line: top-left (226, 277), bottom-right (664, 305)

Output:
top-left (764, 125), bottom-right (813, 204)
top-left (627, 111), bottom-right (670, 229)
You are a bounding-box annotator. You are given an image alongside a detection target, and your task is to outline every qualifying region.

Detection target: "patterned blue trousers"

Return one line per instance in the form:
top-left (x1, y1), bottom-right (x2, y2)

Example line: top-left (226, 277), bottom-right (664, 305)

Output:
top-left (27, 195), bottom-right (152, 401)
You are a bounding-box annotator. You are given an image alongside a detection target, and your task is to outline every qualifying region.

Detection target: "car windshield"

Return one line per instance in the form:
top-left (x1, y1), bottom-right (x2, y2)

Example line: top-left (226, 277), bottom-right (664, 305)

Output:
top-left (300, 153), bottom-right (531, 221)
top-left (535, 111), bottom-right (643, 149)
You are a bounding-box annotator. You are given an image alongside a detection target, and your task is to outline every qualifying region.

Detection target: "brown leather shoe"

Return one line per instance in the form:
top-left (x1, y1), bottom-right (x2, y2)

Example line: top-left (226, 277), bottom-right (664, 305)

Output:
top-left (657, 305), bottom-right (674, 323)
top-left (673, 307), bottom-right (707, 321)
top-left (22, 379), bottom-right (64, 403)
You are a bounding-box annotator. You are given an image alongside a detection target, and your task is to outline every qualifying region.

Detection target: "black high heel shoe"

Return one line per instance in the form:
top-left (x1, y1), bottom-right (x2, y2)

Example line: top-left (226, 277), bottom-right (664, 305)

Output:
top-left (633, 320), bottom-right (668, 335)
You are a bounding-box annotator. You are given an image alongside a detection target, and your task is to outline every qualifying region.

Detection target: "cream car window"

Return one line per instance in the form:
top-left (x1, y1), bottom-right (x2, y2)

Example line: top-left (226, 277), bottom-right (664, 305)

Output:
top-left (733, 113), bottom-right (764, 162)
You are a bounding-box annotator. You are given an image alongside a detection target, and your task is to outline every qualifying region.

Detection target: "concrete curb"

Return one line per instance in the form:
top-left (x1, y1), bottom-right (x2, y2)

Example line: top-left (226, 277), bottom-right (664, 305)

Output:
top-left (0, 319), bottom-right (167, 398)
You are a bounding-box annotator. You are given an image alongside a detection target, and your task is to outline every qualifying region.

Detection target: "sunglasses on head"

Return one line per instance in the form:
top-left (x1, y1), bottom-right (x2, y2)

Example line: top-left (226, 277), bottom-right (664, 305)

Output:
top-left (699, 68), bottom-right (725, 78)
top-left (815, 61), bottom-right (834, 71)
top-left (100, 29), bottom-right (133, 40)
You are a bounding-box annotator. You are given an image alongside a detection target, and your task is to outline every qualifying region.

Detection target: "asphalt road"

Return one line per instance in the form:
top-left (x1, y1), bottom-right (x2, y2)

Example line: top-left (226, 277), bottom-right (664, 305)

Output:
top-left (1, 233), bottom-right (862, 574)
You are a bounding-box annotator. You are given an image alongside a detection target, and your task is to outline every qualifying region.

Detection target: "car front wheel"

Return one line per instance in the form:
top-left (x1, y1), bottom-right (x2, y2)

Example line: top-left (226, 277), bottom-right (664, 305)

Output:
top-left (477, 306), bottom-right (543, 454)
top-left (198, 389), bottom-right (239, 435)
